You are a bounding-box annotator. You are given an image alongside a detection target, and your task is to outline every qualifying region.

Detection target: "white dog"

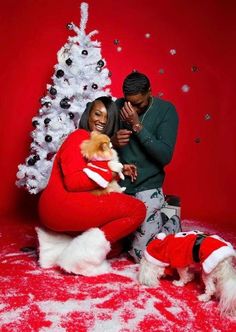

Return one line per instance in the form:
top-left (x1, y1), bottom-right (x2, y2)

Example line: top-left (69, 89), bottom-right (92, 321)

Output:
top-left (138, 231), bottom-right (236, 317)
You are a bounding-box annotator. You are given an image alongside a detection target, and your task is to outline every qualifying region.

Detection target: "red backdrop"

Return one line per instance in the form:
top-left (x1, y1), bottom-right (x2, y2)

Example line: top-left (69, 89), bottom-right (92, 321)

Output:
top-left (0, 0), bottom-right (235, 231)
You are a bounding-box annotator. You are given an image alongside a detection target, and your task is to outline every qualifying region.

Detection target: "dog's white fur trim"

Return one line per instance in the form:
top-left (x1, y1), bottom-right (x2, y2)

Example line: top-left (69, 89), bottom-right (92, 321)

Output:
top-left (144, 249), bottom-right (169, 267)
top-left (35, 227), bottom-right (72, 268)
top-left (56, 228), bottom-right (111, 276)
top-left (202, 245), bottom-right (235, 274)
top-left (83, 168), bottom-right (109, 188)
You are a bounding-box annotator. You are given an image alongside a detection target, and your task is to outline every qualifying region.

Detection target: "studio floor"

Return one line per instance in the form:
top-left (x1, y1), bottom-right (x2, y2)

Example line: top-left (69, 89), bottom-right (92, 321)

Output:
top-left (0, 216), bottom-right (236, 332)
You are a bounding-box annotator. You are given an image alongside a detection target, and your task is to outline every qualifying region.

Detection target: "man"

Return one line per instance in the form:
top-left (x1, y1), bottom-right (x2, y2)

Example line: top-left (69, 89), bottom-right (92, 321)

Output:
top-left (112, 72), bottom-right (181, 262)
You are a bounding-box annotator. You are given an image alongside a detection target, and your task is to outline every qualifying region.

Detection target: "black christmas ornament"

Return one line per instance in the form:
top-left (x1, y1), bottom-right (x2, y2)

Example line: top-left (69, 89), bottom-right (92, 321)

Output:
top-left (44, 118), bottom-right (51, 125)
top-left (113, 39), bottom-right (120, 45)
top-left (49, 87), bottom-right (57, 96)
top-left (66, 23), bottom-right (73, 30)
top-left (68, 112), bottom-right (75, 119)
top-left (42, 101), bottom-right (52, 108)
top-left (92, 83), bottom-right (98, 90)
top-left (81, 50), bottom-right (88, 56)
top-left (27, 158), bottom-right (36, 166)
top-left (32, 120), bottom-right (39, 127)
top-left (83, 85), bottom-right (87, 90)
top-left (33, 155), bottom-right (40, 162)
top-left (66, 58), bottom-right (72, 66)
top-left (60, 97), bottom-right (71, 109)
top-left (97, 59), bottom-right (105, 67)
top-left (45, 135), bottom-right (52, 143)
top-left (56, 69), bottom-right (64, 78)
top-left (191, 65), bottom-right (199, 72)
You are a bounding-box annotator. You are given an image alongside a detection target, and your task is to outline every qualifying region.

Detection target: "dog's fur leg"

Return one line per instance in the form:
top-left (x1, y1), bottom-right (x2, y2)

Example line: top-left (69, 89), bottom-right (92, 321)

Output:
top-left (173, 267), bottom-right (194, 286)
top-left (214, 257), bottom-right (236, 317)
top-left (198, 272), bottom-right (216, 302)
top-left (138, 258), bottom-right (165, 287)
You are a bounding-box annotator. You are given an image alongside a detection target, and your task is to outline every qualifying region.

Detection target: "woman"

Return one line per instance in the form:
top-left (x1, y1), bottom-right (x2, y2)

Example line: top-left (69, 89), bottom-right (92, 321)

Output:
top-left (37, 96), bottom-right (146, 276)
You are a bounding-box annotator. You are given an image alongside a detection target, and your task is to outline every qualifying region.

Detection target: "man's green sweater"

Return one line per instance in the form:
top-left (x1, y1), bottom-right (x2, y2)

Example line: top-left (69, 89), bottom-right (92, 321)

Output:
top-left (115, 97), bottom-right (178, 195)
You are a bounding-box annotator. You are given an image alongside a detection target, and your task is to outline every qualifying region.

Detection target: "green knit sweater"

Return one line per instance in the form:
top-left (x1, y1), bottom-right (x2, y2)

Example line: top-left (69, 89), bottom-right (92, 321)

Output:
top-left (115, 97), bottom-right (178, 194)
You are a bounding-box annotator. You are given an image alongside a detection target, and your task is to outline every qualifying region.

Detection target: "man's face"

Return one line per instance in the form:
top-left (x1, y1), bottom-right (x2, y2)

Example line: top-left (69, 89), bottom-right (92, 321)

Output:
top-left (125, 90), bottom-right (151, 114)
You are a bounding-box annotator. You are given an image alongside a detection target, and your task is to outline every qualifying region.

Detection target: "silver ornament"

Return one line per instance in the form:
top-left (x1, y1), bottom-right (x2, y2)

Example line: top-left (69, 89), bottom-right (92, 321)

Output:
top-left (95, 66), bottom-right (102, 72)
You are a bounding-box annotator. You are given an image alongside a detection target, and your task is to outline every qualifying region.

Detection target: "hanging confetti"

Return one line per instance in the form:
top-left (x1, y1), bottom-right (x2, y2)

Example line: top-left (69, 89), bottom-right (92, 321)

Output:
top-left (204, 114), bottom-right (212, 120)
top-left (181, 84), bottom-right (190, 93)
top-left (194, 137), bottom-right (201, 143)
top-left (191, 65), bottom-right (199, 72)
top-left (169, 49), bottom-right (176, 55)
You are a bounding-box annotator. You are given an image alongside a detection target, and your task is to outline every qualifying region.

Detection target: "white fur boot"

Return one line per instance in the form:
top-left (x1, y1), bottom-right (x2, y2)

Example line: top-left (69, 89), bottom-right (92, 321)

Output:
top-left (56, 228), bottom-right (111, 276)
top-left (35, 227), bottom-right (72, 268)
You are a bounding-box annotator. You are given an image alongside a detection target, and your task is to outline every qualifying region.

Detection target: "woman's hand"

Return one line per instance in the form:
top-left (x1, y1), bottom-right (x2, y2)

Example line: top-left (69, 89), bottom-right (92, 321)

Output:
top-left (123, 164), bottom-right (138, 182)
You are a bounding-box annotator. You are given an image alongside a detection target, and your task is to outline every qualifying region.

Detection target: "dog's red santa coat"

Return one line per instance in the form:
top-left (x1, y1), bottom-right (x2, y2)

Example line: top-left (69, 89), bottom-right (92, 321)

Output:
top-left (144, 231), bottom-right (235, 274)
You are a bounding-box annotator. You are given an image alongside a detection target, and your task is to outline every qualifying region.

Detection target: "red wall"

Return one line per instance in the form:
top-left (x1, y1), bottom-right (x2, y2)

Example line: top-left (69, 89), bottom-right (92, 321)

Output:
top-left (1, 0), bottom-right (236, 230)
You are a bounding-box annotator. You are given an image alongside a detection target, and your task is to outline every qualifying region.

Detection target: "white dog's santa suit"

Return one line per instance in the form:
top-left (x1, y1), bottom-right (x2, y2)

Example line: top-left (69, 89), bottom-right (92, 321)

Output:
top-left (144, 231), bottom-right (235, 274)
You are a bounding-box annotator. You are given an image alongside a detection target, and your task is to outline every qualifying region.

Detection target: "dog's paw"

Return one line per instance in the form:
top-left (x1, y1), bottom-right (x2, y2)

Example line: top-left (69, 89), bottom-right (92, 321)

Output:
top-left (173, 279), bottom-right (185, 287)
top-left (197, 293), bottom-right (211, 302)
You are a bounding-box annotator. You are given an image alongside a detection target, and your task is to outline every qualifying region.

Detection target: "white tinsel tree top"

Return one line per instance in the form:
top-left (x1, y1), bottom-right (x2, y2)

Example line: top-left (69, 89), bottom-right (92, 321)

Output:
top-left (16, 2), bottom-right (112, 194)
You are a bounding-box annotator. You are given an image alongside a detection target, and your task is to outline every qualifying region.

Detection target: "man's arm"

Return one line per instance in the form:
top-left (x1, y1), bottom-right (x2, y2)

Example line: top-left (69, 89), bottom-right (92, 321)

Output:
top-left (134, 105), bottom-right (179, 166)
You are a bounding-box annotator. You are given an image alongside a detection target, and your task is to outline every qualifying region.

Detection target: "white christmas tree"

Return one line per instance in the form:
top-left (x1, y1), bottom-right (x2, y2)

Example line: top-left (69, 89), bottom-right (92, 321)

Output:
top-left (16, 2), bottom-right (111, 194)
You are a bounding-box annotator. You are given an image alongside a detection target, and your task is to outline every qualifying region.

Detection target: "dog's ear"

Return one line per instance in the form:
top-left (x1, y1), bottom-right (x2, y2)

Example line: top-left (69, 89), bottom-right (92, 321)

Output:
top-left (101, 142), bottom-right (109, 151)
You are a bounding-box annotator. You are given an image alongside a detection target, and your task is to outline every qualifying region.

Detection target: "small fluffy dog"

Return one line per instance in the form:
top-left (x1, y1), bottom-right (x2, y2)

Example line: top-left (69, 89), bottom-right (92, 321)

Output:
top-left (80, 131), bottom-right (125, 195)
top-left (138, 231), bottom-right (236, 317)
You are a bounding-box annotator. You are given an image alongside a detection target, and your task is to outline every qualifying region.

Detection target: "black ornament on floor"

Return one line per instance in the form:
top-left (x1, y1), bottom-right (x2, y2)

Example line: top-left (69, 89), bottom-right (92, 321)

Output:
top-left (60, 98), bottom-right (71, 109)
top-left (82, 50), bottom-right (88, 56)
top-left (45, 135), bottom-right (52, 143)
top-left (56, 69), bottom-right (64, 78)
top-left (92, 83), bottom-right (98, 90)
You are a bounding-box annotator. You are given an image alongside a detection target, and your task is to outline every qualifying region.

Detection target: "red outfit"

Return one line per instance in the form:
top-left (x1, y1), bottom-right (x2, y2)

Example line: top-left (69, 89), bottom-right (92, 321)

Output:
top-left (38, 129), bottom-right (146, 244)
top-left (144, 232), bottom-right (235, 274)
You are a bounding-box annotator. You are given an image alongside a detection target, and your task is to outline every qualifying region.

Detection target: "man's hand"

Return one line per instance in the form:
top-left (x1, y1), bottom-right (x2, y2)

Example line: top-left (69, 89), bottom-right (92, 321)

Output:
top-left (123, 164), bottom-right (138, 182)
top-left (111, 129), bottom-right (132, 148)
top-left (120, 101), bottom-right (140, 126)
